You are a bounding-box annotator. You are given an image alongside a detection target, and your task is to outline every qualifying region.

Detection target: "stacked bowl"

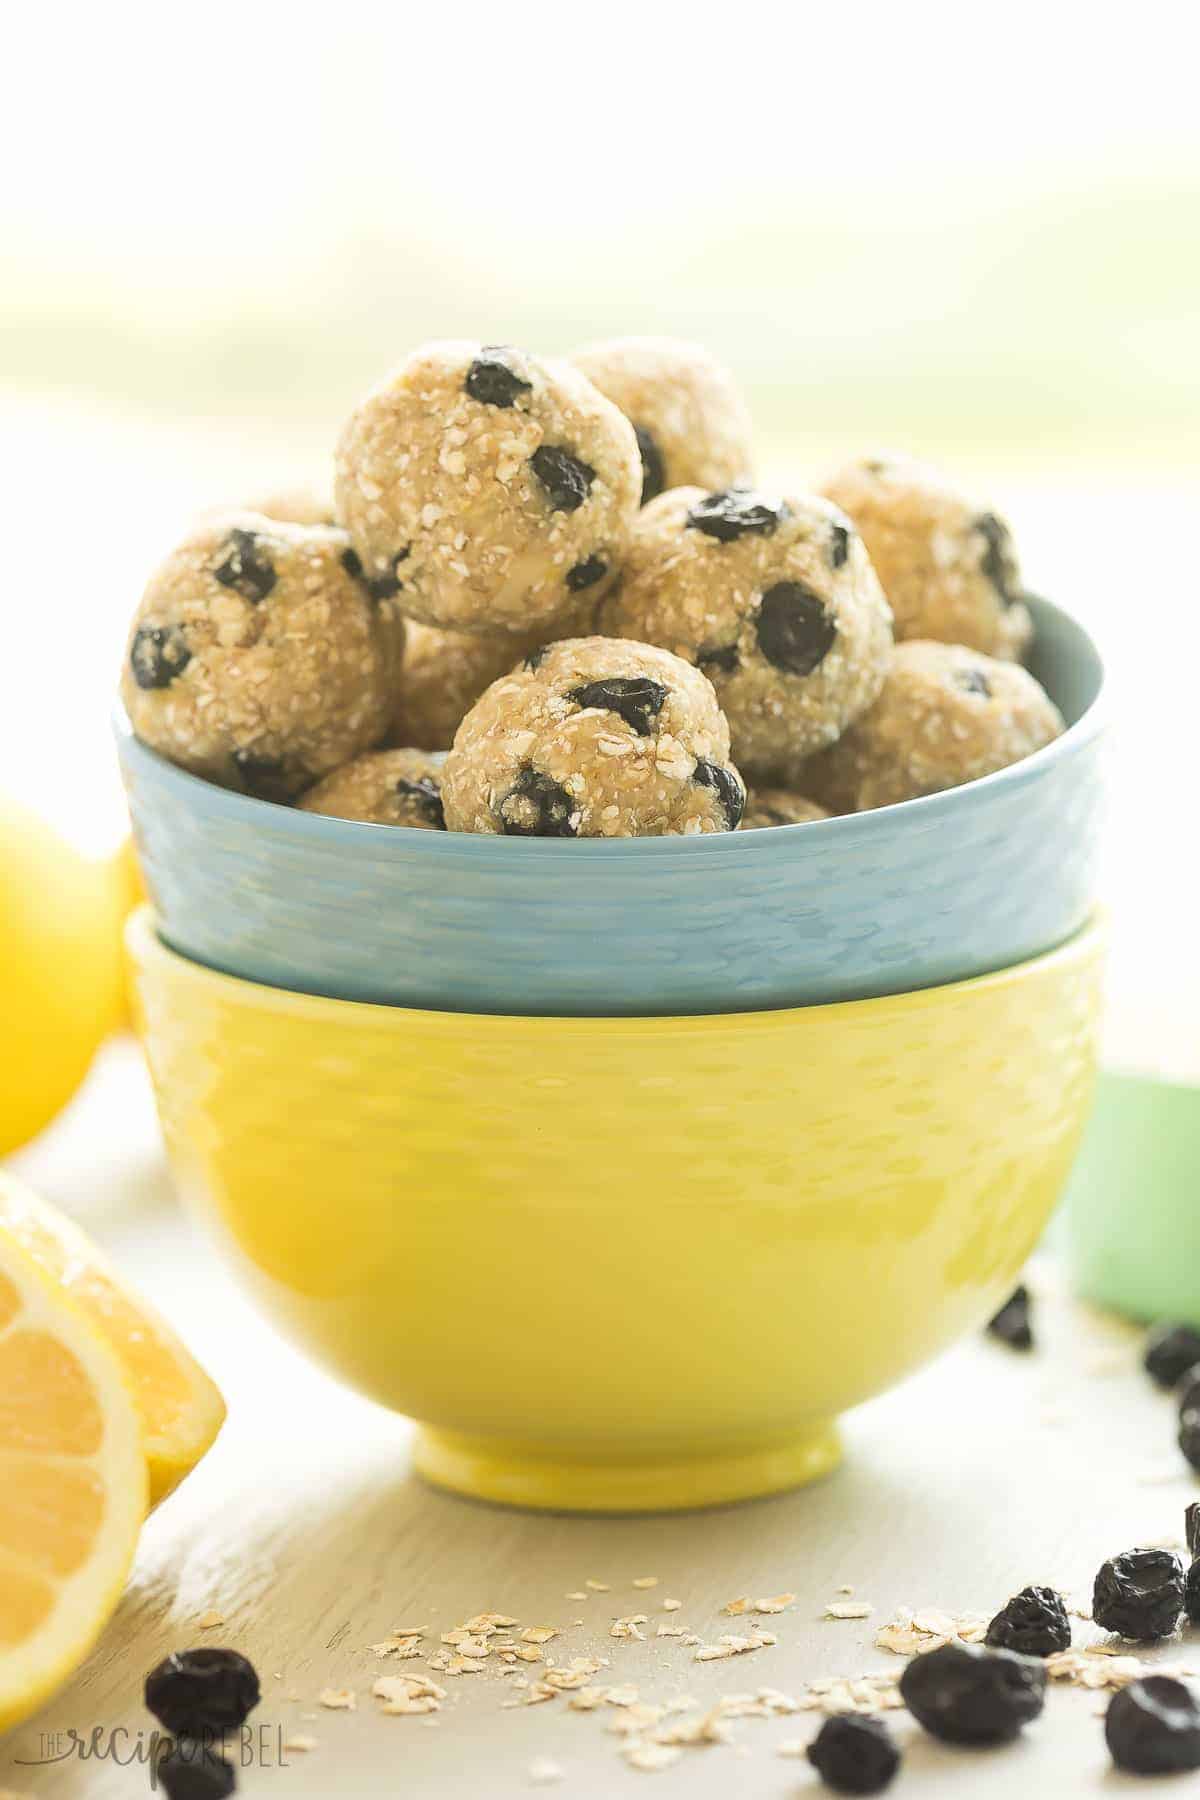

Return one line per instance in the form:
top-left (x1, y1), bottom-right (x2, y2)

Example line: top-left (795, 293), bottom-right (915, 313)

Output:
top-left (120, 593), bottom-right (1108, 1512)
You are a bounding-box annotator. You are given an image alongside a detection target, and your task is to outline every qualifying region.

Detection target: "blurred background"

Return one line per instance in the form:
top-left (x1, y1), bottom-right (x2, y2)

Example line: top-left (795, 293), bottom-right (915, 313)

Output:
top-left (2, 0), bottom-right (1197, 1063)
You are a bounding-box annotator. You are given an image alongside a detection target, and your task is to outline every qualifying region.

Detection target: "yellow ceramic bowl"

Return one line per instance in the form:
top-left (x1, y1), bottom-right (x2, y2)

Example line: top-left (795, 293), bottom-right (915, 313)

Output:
top-left (129, 909), bottom-right (1105, 1513)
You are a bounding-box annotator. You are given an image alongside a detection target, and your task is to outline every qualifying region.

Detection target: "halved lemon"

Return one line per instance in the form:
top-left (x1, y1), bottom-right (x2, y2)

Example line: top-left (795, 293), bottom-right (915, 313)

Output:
top-left (0, 1232), bottom-right (147, 1732)
top-left (0, 1175), bottom-right (226, 1505)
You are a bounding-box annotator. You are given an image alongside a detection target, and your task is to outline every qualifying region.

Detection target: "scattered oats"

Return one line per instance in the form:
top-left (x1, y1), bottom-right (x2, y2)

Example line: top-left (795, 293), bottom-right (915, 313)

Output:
top-left (694, 1630), bottom-right (776, 1662)
top-left (545, 1659), bottom-right (606, 1691)
top-left (605, 1685), bottom-right (641, 1707)
top-left (373, 1674), bottom-right (446, 1716)
top-left (625, 1743), bottom-right (682, 1772)
top-left (1046, 1650), bottom-right (1147, 1691)
top-left (838, 1585), bottom-right (855, 1596)
top-left (754, 1594), bottom-right (796, 1615)
top-left (521, 1626), bottom-right (560, 1645)
top-left (283, 1735), bottom-right (318, 1753)
top-left (466, 1613), bottom-right (519, 1631)
top-left (680, 1633), bottom-right (701, 1647)
top-left (565, 1592), bottom-right (588, 1601)
top-left (652, 1704), bottom-right (731, 1747)
top-left (506, 1644), bottom-right (545, 1664)
top-left (611, 1615), bottom-right (649, 1641)
top-left (825, 1600), bottom-right (873, 1620)
top-left (437, 1654), bottom-right (485, 1676)
top-left (568, 1687), bottom-right (610, 1711)
top-left (319, 1689), bottom-right (356, 1711)
top-left (585, 1580), bottom-right (611, 1592)
top-left (657, 1625), bottom-right (688, 1638)
top-left (522, 1681), bottom-right (560, 1706)
top-left (723, 1597), bottom-right (750, 1616)
top-left (875, 1608), bottom-right (986, 1657)
top-left (196, 1609), bottom-right (225, 1629)
top-left (662, 1598), bottom-right (682, 1612)
top-left (369, 1636), bottom-right (422, 1660)
top-left (661, 1695), bottom-right (698, 1715)
top-left (632, 1577), bottom-right (659, 1590)
top-left (529, 1757), bottom-right (565, 1786)
top-left (608, 1703), bottom-right (665, 1737)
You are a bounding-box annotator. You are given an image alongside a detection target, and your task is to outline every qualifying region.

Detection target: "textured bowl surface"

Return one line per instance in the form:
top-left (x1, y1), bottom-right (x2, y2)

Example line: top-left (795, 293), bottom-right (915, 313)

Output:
top-left (1065, 1070), bottom-right (1200, 1324)
top-left (116, 596), bottom-right (1106, 1015)
top-left (130, 908), bottom-right (1105, 1511)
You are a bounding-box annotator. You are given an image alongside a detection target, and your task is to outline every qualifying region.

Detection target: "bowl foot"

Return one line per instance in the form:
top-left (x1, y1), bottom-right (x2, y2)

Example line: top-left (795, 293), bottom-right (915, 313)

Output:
top-left (412, 1422), bottom-right (843, 1513)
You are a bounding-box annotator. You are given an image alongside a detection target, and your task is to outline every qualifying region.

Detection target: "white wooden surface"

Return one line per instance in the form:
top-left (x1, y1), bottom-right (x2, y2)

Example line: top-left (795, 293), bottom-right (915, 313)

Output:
top-left (2, 1040), bottom-right (1197, 1797)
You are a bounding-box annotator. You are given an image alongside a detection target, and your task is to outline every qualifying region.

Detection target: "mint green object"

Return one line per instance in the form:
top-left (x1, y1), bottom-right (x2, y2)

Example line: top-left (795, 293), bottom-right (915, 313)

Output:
top-left (1065, 1070), bottom-right (1200, 1323)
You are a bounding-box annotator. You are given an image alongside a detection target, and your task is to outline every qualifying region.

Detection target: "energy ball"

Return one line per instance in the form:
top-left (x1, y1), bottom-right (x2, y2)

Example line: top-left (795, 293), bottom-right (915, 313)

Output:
top-left (391, 605), bottom-right (594, 752)
top-left (335, 341), bottom-right (641, 637)
top-left (801, 640), bottom-right (1064, 814)
top-left (819, 454), bottom-right (1033, 659)
top-left (740, 788), bottom-right (829, 829)
top-left (569, 336), bottom-right (753, 504)
top-left (121, 513), bottom-right (402, 801)
top-left (298, 748), bottom-right (444, 830)
top-left (602, 485), bottom-right (893, 780)
top-left (442, 637), bottom-right (744, 838)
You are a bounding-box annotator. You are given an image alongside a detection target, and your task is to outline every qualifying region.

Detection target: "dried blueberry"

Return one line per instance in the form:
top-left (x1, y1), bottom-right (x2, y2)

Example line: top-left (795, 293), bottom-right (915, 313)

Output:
top-left (899, 1640), bottom-right (1046, 1745)
top-left (807, 1712), bottom-right (900, 1794)
top-left (523, 644), bottom-right (549, 672)
top-left (566, 554), bottom-right (608, 592)
top-left (231, 749), bottom-right (295, 803)
top-left (958, 668), bottom-right (993, 699)
top-left (232, 748), bottom-right (293, 799)
top-left (156, 1738), bottom-right (236, 1800)
top-left (634, 424), bottom-right (666, 505)
top-left (1093, 1548), bottom-right (1185, 1640)
top-left (685, 486), bottom-right (788, 542)
top-left (1106, 1675), bottom-right (1200, 1776)
top-left (213, 527), bottom-right (276, 602)
top-left (986, 1284), bottom-right (1033, 1350)
top-left (985, 1586), bottom-right (1071, 1657)
top-left (145, 1647), bottom-right (260, 1737)
top-left (755, 581), bottom-right (837, 677)
top-left (1180, 1409), bottom-right (1200, 1473)
top-left (696, 642), bottom-right (740, 675)
top-left (497, 767), bottom-right (577, 837)
top-left (130, 623), bottom-right (191, 690)
top-left (569, 676), bottom-right (667, 738)
top-left (1187, 1501), bottom-right (1200, 1561)
top-left (1145, 1322), bottom-right (1200, 1388)
top-left (366, 547), bottom-right (410, 602)
top-left (692, 760), bottom-right (744, 829)
top-left (829, 521), bottom-right (852, 569)
top-left (975, 512), bottom-right (1020, 606)
top-left (1186, 1561), bottom-right (1200, 1627)
top-left (396, 778), bottom-right (445, 829)
top-left (1180, 1369), bottom-right (1200, 1417)
top-left (340, 545), bottom-right (364, 581)
top-left (464, 346), bottom-right (532, 409)
top-left (531, 445), bottom-right (595, 512)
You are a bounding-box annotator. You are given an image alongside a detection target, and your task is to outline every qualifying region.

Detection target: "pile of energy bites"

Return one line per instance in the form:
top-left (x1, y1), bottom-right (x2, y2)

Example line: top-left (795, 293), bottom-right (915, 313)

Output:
top-left (121, 338), bottom-right (1064, 838)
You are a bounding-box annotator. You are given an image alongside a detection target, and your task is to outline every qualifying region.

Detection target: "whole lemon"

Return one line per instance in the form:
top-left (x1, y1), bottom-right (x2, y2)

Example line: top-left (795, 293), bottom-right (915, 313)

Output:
top-left (0, 792), bottom-right (125, 1154)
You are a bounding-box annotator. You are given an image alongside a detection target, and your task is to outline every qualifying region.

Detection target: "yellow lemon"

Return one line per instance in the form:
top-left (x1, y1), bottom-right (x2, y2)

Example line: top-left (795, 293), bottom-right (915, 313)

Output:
top-left (0, 1230), bottom-right (147, 1733)
top-left (0, 792), bottom-right (126, 1154)
top-left (0, 1175), bottom-right (226, 1505)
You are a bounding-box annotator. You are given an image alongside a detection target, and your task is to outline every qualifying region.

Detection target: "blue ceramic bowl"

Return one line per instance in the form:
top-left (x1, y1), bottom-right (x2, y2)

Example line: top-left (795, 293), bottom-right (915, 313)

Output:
top-left (116, 595), bottom-right (1106, 1016)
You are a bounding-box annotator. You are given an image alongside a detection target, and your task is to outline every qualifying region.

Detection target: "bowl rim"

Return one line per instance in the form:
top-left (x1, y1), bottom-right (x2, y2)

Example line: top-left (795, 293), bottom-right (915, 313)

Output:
top-left (115, 593), bottom-right (1107, 862)
top-left (128, 905), bottom-right (1106, 1030)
